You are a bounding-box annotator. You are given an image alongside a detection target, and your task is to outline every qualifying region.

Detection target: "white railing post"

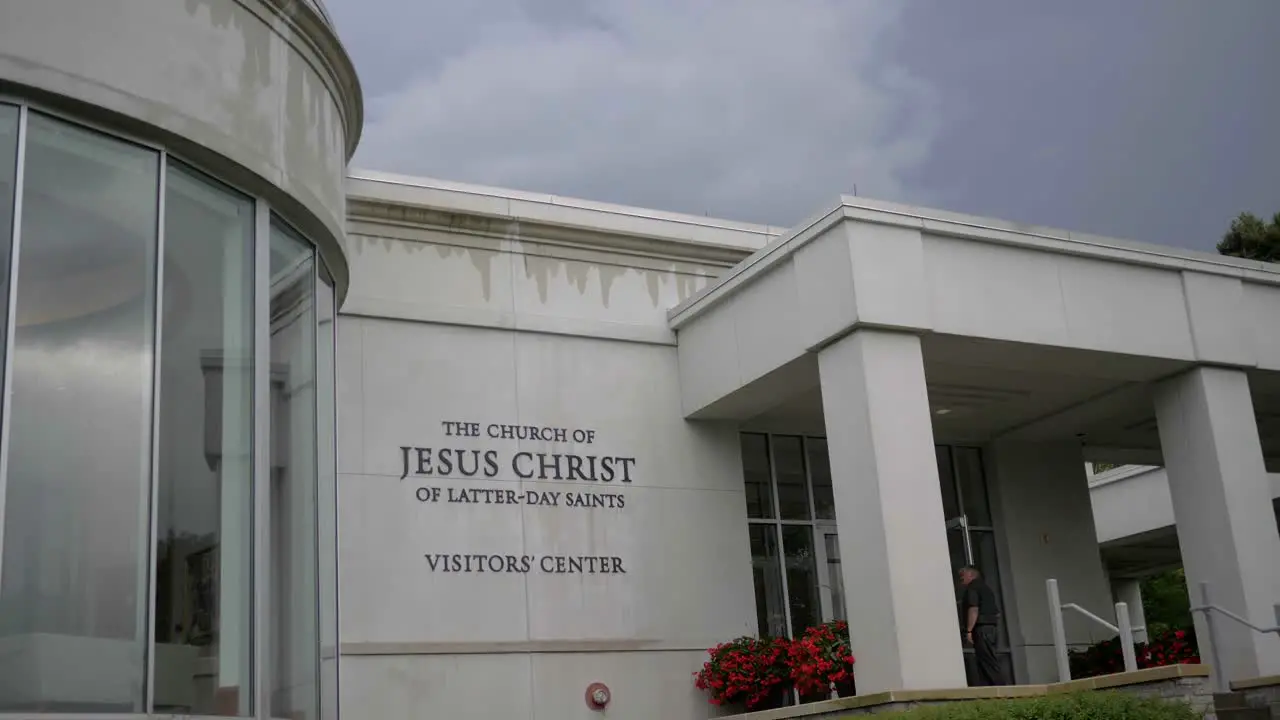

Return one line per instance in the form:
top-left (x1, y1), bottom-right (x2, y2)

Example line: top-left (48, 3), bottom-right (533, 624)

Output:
top-left (1116, 601), bottom-right (1138, 673)
top-left (1198, 582), bottom-right (1226, 694)
top-left (1046, 578), bottom-right (1071, 682)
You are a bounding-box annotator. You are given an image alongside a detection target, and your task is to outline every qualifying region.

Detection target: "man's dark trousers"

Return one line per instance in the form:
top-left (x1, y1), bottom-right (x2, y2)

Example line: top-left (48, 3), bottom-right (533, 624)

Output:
top-left (971, 625), bottom-right (1005, 686)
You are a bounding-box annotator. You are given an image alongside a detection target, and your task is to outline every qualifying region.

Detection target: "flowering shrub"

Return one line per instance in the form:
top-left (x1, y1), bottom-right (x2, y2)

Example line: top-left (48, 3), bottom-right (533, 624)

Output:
top-left (1068, 626), bottom-right (1200, 679)
top-left (693, 636), bottom-right (792, 710)
top-left (787, 620), bottom-right (856, 697)
top-left (1145, 627), bottom-right (1200, 667)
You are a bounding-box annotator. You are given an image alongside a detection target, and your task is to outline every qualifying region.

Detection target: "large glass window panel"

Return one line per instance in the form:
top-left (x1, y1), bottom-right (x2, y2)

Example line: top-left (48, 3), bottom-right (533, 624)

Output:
top-left (972, 531), bottom-right (1010, 648)
top-left (316, 265), bottom-right (338, 720)
top-left (955, 447), bottom-right (993, 527)
top-left (822, 532), bottom-right (845, 622)
top-left (935, 446), bottom-right (959, 519)
top-left (748, 525), bottom-right (786, 638)
top-left (0, 112), bottom-right (159, 712)
top-left (741, 433), bottom-right (774, 519)
top-left (152, 163), bottom-right (254, 716)
top-left (269, 220), bottom-right (319, 720)
top-left (781, 525), bottom-right (819, 636)
top-left (0, 104), bottom-right (16, 371)
top-left (806, 437), bottom-right (835, 521)
top-left (772, 436), bottom-right (810, 520)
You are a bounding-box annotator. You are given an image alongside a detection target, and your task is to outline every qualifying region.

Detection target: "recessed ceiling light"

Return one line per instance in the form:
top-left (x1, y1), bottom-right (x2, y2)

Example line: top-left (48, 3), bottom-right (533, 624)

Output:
top-left (934, 408), bottom-right (952, 416)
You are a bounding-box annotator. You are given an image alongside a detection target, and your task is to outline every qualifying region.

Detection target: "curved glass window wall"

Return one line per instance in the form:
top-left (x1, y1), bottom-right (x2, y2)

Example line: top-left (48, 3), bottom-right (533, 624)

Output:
top-left (0, 102), bottom-right (339, 719)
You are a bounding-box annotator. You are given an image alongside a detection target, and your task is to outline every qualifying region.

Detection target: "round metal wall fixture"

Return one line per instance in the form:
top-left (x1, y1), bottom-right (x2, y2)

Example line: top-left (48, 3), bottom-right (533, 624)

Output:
top-left (584, 682), bottom-right (611, 711)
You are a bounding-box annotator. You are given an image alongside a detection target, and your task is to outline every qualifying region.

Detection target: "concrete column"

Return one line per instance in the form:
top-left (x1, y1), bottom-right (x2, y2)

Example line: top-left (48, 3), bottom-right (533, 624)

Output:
top-left (1154, 367), bottom-right (1280, 682)
top-left (1112, 580), bottom-right (1148, 644)
top-left (986, 440), bottom-right (1115, 684)
top-left (818, 329), bottom-right (967, 693)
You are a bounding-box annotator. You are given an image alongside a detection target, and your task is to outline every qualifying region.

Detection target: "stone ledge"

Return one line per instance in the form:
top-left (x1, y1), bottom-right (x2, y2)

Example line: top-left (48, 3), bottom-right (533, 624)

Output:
top-left (1049, 663), bottom-right (1209, 693)
top-left (724, 664), bottom-right (1211, 719)
top-left (1230, 674), bottom-right (1280, 691)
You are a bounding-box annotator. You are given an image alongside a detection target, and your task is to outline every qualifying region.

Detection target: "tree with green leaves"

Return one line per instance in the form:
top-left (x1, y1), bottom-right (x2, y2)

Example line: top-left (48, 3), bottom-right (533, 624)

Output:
top-left (1217, 211), bottom-right (1280, 263)
top-left (1140, 568), bottom-right (1192, 636)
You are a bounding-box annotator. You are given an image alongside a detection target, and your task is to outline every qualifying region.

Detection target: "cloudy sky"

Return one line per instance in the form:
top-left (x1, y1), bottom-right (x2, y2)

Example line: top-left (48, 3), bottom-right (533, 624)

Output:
top-left (326, 0), bottom-right (1279, 253)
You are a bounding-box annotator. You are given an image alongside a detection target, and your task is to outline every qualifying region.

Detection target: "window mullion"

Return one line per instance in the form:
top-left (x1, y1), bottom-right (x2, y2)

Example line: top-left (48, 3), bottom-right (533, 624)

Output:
top-left (141, 152), bottom-right (168, 713)
top-left (0, 103), bottom-right (27, 597)
top-left (311, 252), bottom-right (323, 718)
top-left (252, 198), bottom-right (272, 720)
top-left (766, 435), bottom-right (794, 640)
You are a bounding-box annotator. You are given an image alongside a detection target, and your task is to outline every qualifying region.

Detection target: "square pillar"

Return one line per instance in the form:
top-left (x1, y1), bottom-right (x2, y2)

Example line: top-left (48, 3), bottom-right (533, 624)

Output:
top-left (985, 440), bottom-right (1115, 684)
top-left (818, 329), bottom-right (967, 693)
top-left (1154, 367), bottom-right (1280, 682)
top-left (1112, 580), bottom-right (1148, 644)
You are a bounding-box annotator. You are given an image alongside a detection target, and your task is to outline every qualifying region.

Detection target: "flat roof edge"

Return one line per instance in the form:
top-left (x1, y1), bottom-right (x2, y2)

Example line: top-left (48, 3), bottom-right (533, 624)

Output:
top-left (346, 170), bottom-right (781, 254)
top-left (838, 195), bottom-right (1278, 276)
top-left (668, 197), bottom-right (1280, 329)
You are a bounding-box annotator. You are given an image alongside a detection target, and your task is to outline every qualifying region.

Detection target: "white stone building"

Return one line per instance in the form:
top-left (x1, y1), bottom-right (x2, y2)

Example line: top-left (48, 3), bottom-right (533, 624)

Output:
top-left (1, 3), bottom-right (1279, 720)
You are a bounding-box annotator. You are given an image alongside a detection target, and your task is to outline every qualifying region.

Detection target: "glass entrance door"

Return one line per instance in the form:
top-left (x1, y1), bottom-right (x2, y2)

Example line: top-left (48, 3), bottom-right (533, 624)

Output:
top-left (814, 527), bottom-right (845, 623)
top-left (937, 447), bottom-right (1015, 684)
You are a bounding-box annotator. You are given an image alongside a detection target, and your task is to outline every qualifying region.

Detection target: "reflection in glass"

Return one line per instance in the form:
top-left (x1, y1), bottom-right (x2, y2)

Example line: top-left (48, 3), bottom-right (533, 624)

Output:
top-left (0, 112), bottom-right (158, 712)
top-left (0, 104), bottom-right (16, 370)
top-left (316, 265), bottom-right (338, 720)
top-left (806, 438), bottom-right (834, 520)
top-left (955, 447), bottom-right (992, 526)
top-left (749, 525), bottom-right (786, 638)
top-left (269, 221), bottom-right (319, 720)
top-left (782, 526), bottom-right (819, 637)
top-left (773, 436), bottom-right (810, 520)
top-left (153, 163), bottom-right (254, 715)
top-left (823, 533), bottom-right (845, 621)
top-left (740, 433), bottom-right (774, 519)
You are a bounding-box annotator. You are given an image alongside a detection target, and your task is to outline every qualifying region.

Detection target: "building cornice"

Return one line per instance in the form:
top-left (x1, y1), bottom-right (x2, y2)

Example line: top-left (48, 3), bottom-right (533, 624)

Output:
top-left (346, 173), bottom-right (773, 267)
top-left (668, 196), bottom-right (1280, 328)
top-left (258, 0), bottom-right (364, 160)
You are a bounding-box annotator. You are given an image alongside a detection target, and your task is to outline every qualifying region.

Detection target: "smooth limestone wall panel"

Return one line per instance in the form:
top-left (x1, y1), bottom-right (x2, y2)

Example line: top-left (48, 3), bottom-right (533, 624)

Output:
top-left (342, 650), bottom-right (715, 720)
top-left (337, 240), bottom-right (757, 712)
top-left (336, 213), bottom-right (757, 719)
top-left (337, 314), bottom-right (756, 719)
top-left (343, 316), bottom-right (757, 640)
top-left (922, 235), bottom-right (1196, 361)
top-left (1247, 282), bottom-right (1280, 371)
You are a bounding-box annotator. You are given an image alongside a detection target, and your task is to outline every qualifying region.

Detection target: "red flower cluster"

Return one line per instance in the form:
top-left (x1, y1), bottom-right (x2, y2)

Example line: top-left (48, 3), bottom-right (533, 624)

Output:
top-left (692, 636), bottom-right (791, 710)
top-left (1068, 626), bottom-right (1200, 679)
top-left (787, 621), bottom-right (856, 697)
top-left (1144, 628), bottom-right (1199, 668)
top-left (693, 622), bottom-right (856, 710)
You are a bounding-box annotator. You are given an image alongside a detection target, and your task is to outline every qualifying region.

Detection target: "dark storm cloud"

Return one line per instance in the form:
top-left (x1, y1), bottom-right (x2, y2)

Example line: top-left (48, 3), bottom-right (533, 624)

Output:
top-left (327, 0), bottom-right (1278, 250)
top-left (894, 0), bottom-right (1280, 251)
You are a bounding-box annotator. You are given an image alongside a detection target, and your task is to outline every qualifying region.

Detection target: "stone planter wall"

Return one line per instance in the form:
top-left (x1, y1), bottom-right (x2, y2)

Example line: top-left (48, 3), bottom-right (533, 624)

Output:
top-left (720, 664), bottom-right (1213, 719)
top-left (1231, 674), bottom-right (1280, 718)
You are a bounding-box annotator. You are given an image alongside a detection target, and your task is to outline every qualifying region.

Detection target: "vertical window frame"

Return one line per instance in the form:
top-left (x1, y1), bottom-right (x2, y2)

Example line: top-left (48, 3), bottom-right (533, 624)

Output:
top-left (0, 102), bottom-right (27, 592)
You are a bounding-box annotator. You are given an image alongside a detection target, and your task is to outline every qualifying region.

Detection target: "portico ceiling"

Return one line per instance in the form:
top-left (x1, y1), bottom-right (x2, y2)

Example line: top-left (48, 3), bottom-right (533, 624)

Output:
top-left (738, 333), bottom-right (1280, 471)
top-left (1098, 528), bottom-right (1183, 580)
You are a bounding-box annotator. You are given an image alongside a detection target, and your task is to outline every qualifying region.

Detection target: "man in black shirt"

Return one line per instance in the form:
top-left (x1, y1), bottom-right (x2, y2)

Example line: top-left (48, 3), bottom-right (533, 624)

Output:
top-left (958, 565), bottom-right (1007, 686)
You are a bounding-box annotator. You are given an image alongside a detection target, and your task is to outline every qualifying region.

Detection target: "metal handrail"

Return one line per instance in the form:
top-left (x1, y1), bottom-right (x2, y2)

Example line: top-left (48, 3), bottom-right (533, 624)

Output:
top-left (1190, 581), bottom-right (1280, 694)
top-left (1047, 578), bottom-right (1144, 682)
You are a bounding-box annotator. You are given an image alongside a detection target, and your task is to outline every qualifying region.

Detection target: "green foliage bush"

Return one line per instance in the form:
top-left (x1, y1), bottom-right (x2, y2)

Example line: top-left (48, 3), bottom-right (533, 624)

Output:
top-left (860, 691), bottom-right (1202, 720)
